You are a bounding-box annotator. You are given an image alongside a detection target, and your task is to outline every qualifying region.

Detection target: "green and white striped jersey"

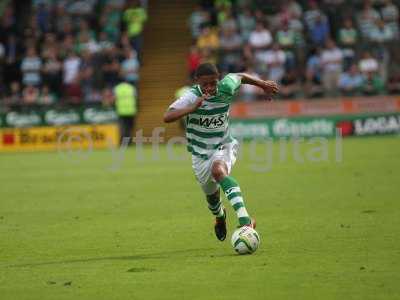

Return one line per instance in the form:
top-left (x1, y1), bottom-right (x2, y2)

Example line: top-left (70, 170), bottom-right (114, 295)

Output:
top-left (169, 73), bottom-right (242, 159)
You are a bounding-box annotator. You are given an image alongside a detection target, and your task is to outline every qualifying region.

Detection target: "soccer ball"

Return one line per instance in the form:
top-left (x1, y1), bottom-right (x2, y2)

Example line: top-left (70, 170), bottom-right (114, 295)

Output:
top-left (231, 226), bottom-right (260, 255)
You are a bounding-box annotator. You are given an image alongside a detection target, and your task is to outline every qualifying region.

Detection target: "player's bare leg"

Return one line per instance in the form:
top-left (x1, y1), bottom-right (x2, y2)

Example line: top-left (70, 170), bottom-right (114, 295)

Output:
top-left (211, 160), bottom-right (255, 228)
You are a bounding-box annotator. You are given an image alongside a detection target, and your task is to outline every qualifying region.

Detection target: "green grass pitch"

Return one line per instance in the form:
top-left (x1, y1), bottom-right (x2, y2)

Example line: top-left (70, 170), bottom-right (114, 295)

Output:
top-left (0, 136), bottom-right (399, 299)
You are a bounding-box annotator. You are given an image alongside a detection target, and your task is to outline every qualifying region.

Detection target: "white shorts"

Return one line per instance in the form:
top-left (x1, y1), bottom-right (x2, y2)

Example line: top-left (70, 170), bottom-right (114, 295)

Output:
top-left (192, 139), bottom-right (239, 195)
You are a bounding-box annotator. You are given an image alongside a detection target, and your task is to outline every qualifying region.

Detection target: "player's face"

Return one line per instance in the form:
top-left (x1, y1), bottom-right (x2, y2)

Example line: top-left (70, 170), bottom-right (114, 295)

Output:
top-left (197, 74), bottom-right (219, 96)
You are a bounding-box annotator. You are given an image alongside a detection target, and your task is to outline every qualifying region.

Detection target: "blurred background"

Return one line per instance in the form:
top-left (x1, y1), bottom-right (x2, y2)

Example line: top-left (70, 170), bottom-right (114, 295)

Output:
top-left (0, 0), bottom-right (399, 149)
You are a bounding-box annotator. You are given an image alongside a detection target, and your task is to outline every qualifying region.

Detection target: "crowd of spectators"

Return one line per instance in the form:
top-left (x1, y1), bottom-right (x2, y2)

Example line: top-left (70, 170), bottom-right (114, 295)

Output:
top-left (0, 0), bottom-right (147, 110)
top-left (188, 0), bottom-right (400, 100)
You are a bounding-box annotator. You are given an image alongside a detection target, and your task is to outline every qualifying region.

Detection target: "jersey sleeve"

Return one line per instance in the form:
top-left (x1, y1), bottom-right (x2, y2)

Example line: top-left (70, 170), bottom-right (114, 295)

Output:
top-left (218, 73), bottom-right (242, 97)
top-left (168, 90), bottom-right (198, 110)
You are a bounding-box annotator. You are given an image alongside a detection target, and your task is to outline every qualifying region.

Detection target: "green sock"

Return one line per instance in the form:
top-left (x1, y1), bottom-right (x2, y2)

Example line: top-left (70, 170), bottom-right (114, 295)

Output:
top-left (219, 176), bottom-right (251, 226)
top-left (206, 194), bottom-right (225, 219)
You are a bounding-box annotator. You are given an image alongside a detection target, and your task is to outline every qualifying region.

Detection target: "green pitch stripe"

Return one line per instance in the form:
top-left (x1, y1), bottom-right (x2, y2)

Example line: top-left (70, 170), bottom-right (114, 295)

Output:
top-left (232, 202), bottom-right (244, 211)
top-left (227, 192), bottom-right (242, 200)
top-left (186, 145), bottom-right (209, 160)
top-left (187, 138), bottom-right (221, 150)
top-left (194, 105), bottom-right (229, 115)
top-left (187, 127), bottom-right (225, 138)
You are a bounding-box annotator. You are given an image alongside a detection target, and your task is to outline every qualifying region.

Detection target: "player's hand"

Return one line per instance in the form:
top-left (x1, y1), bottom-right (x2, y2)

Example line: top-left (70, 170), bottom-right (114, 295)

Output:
top-left (262, 80), bottom-right (279, 101)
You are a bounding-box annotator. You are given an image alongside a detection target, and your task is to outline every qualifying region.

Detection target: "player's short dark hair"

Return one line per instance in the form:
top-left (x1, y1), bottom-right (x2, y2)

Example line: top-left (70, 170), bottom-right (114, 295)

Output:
top-left (195, 63), bottom-right (218, 78)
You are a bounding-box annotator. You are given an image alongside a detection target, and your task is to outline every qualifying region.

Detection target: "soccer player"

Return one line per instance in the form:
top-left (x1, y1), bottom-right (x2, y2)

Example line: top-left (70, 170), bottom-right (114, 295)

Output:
top-left (163, 63), bottom-right (278, 241)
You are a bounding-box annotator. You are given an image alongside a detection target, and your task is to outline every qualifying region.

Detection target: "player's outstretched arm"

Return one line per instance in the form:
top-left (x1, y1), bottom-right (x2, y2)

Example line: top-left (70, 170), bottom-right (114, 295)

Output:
top-left (237, 73), bottom-right (279, 100)
top-left (163, 94), bottom-right (208, 123)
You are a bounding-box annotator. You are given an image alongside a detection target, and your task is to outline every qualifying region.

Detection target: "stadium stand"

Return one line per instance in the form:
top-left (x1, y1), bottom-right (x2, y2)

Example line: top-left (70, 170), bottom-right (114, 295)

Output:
top-left (0, 0), bottom-right (193, 139)
top-left (0, 0), bottom-right (147, 109)
top-left (188, 0), bottom-right (400, 100)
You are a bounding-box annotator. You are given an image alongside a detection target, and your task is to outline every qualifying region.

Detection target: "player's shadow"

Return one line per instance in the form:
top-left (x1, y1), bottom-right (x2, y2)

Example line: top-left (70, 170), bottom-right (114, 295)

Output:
top-left (3, 248), bottom-right (218, 269)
